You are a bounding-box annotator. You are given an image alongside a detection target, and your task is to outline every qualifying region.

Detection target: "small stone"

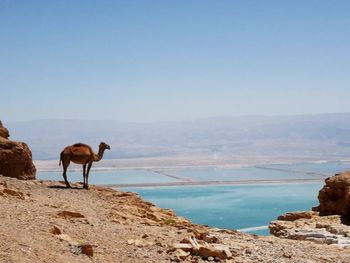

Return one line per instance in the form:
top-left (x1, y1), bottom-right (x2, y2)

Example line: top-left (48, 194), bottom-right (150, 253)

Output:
top-left (127, 239), bottom-right (144, 247)
top-left (70, 243), bottom-right (93, 257)
top-left (174, 249), bottom-right (190, 260)
top-left (204, 234), bottom-right (219, 243)
top-left (172, 243), bottom-right (193, 252)
top-left (245, 248), bottom-right (252, 255)
top-left (80, 244), bottom-right (93, 257)
top-left (208, 256), bottom-right (214, 261)
top-left (282, 250), bottom-right (292, 258)
top-left (56, 211), bottom-right (85, 219)
top-left (57, 234), bottom-right (74, 244)
top-left (197, 245), bottom-right (231, 260)
top-left (70, 245), bottom-right (82, 255)
top-left (134, 239), bottom-right (143, 247)
top-left (156, 241), bottom-right (164, 247)
top-left (50, 226), bottom-right (62, 235)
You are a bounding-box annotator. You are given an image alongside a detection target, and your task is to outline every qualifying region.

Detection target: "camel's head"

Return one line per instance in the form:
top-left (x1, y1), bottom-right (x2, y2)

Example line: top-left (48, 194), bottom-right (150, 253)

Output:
top-left (100, 142), bottom-right (111, 150)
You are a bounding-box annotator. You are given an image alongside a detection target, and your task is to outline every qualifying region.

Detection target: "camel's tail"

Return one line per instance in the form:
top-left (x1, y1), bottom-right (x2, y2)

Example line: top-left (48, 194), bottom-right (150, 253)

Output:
top-left (59, 151), bottom-right (63, 166)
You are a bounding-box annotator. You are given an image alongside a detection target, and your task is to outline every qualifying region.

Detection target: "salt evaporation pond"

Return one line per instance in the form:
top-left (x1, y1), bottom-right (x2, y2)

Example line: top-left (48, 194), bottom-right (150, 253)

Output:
top-left (37, 161), bottom-right (350, 235)
top-left (156, 166), bottom-right (317, 181)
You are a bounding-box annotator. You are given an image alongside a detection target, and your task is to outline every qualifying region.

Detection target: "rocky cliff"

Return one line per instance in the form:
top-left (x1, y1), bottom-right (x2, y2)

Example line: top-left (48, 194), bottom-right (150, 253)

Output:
top-left (269, 171), bottom-right (350, 248)
top-left (317, 171), bottom-right (350, 215)
top-left (0, 121), bottom-right (36, 179)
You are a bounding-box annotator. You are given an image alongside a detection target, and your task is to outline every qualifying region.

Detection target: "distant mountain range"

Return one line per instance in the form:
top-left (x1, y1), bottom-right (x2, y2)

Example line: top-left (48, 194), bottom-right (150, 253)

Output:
top-left (6, 113), bottom-right (350, 160)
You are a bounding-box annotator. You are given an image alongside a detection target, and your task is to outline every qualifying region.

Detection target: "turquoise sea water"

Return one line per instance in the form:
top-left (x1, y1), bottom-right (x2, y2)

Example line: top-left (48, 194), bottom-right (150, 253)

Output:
top-left (37, 161), bottom-right (350, 235)
top-left (124, 183), bottom-right (322, 235)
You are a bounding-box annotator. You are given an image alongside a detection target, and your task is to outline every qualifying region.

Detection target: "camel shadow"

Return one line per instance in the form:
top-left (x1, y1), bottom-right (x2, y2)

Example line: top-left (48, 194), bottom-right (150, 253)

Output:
top-left (48, 185), bottom-right (83, 190)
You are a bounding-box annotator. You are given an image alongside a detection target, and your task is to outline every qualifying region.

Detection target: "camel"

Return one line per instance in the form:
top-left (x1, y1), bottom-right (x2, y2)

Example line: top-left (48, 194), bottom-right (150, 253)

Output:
top-left (59, 142), bottom-right (110, 189)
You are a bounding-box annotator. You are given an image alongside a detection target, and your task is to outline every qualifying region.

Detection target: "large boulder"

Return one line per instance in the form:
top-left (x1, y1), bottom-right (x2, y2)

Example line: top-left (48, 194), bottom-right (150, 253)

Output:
top-left (0, 121), bottom-right (36, 179)
top-left (316, 172), bottom-right (350, 215)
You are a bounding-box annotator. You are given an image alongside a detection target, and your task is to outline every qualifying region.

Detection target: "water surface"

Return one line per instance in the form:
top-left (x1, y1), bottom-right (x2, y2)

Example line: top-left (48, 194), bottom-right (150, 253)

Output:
top-left (124, 183), bottom-right (322, 235)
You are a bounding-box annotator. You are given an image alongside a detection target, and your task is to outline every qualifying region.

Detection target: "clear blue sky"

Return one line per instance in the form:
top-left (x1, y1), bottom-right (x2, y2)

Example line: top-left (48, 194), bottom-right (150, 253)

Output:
top-left (1, 0), bottom-right (350, 123)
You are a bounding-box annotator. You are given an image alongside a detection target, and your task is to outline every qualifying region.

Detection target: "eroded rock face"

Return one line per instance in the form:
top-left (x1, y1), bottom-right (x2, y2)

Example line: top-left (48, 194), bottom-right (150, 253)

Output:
top-left (316, 172), bottom-right (350, 215)
top-left (0, 121), bottom-right (36, 180)
top-left (0, 121), bottom-right (9, 139)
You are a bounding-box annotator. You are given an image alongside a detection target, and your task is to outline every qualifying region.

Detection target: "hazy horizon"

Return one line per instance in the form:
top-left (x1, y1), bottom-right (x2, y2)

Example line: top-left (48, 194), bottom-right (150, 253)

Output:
top-left (1, 1), bottom-right (350, 123)
top-left (5, 111), bottom-right (350, 125)
top-left (6, 113), bottom-right (350, 160)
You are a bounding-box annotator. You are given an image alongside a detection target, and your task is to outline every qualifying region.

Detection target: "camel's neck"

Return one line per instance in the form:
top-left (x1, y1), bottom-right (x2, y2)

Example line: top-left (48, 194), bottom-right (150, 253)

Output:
top-left (93, 147), bottom-right (106, 162)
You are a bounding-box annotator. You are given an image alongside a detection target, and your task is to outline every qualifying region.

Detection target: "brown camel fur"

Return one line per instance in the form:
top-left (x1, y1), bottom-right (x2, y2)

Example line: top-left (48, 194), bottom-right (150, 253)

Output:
top-left (59, 142), bottom-right (110, 189)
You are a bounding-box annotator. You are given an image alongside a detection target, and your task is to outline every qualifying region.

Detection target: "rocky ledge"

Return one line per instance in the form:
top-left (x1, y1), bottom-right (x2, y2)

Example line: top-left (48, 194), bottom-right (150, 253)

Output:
top-left (1, 176), bottom-right (350, 263)
top-left (269, 211), bottom-right (350, 248)
top-left (269, 171), bottom-right (350, 249)
top-left (0, 121), bottom-right (36, 180)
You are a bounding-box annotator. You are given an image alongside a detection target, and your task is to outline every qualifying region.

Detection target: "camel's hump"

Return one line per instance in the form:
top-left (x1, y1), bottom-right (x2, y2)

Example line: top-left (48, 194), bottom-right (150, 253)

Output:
top-left (72, 143), bottom-right (89, 148)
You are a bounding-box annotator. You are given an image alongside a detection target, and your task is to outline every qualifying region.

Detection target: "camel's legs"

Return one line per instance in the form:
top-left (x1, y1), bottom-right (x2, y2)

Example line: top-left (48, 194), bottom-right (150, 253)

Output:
top-left (83, 164), bottom-right (87, 188)
top-left (62, 161), bottom-right (71, 188)
top-left (85, 162), bottom-right (93, 189)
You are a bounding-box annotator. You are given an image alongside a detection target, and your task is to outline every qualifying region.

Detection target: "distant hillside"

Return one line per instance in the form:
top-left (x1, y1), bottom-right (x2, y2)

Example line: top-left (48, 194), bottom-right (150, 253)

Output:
top-left (6, 113), bottom-right (350, 160)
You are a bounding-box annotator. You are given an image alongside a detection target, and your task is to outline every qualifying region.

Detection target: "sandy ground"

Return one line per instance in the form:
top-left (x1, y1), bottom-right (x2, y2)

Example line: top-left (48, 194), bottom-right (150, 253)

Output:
top-left (1, 176), bottom-right (350, 263)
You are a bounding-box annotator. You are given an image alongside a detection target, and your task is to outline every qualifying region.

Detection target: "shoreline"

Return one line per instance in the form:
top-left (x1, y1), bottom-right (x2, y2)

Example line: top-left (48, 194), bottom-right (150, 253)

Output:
top-left (104, 178), bottom-right (324, 188)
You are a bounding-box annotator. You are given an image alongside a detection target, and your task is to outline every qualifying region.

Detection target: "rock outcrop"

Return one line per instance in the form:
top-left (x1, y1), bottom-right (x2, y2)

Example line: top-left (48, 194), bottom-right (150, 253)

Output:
top-left (269, 211), bottom-right (350, 248)
top-left (0, 121), bottom-right (36, 179)
top-left (316, 171), bottom-right (350, 215)
top-left (0, 121), bottom-right (9, 139)
top-left (270, 171), bottom-right (350, 248)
